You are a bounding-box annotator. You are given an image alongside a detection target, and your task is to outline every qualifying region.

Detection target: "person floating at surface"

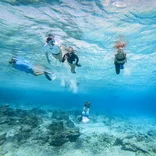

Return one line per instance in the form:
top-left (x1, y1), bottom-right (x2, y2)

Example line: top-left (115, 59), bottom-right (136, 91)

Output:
top-left (44, 34), bottom-right (62, 63)
top-left (114, 42), bottom-right (127, 74)
top-left (9, 57), bottom-right (53, 81)
top-left (78, 101), bottom-right (90, 123)
top-left (61, 47), bottom-right (81, 73)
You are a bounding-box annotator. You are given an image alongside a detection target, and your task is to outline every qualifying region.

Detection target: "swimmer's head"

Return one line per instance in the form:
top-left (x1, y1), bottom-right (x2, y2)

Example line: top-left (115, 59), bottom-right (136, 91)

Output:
top-left (67, 47), bottom-right (74, 53)
top-left (9, 58), bottom-right (16, 64)
top-left (46, 35), bottom-right (55, 46)
top-left (115, 43), bottom-right (125, 50)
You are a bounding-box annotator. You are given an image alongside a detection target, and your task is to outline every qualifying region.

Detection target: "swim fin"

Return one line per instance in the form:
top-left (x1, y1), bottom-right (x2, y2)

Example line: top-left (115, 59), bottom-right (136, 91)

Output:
top-left (44, 72), bottom-right (52, 81)
top-left (78, 116), bottom-right (82, 122)
top-left (76, 64), bottom-right (81, 67)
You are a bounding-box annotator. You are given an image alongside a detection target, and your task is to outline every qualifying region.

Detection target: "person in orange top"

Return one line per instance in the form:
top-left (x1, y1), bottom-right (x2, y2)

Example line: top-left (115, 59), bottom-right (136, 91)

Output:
top-left (114, 42), bottom-right (127, 74)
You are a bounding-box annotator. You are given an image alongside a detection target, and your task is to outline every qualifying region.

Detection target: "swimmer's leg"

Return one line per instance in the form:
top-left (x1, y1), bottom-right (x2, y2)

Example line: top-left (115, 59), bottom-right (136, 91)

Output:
top-left (115, 62), bottom-right (120, 74)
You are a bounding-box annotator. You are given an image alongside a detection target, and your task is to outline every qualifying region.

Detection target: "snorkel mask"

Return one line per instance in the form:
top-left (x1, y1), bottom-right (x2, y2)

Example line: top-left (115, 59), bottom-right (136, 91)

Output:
top-left (46, 36), bottom-right (55, 46)
top-left (9, 58), bottom-right (17, 64)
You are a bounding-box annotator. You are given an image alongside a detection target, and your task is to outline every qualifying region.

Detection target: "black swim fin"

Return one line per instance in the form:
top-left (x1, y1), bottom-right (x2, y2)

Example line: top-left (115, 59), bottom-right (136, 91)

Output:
top-left (44, 72), bottom-right (52, 81)
top-left (76, 64), bottom-right (81, 67)
top-left (78, 116), bottom-right (82, 122)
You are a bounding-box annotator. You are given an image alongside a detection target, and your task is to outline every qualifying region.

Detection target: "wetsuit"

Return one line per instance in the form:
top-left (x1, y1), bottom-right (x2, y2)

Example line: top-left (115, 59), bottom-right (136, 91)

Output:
top-left (10, 58), bottom-right (52, 81)
top-left (114, 50), bottom-right (126, 74)
top-left (12, 60), bottom-right (34, 74)
top-left (82, 110), bottom-right (89, 117)
top-left (78, 110), bottom-right (89, 123)
top-left (62, 52), bottom-right (79, 65)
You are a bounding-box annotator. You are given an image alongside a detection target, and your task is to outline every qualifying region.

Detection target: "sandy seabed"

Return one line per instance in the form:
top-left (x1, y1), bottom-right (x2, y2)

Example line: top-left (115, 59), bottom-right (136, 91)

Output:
top-left (0, 104), bottom-right (156, 156)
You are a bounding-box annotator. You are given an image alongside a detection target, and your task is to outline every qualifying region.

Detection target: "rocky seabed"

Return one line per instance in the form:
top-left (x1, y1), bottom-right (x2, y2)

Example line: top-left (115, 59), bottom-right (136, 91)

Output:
top-left (0, 104), bottom-right (156, 156)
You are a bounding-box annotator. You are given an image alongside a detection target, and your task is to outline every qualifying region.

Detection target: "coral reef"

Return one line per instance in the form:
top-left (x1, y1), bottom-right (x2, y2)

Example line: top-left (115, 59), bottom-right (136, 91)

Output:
top-left (0, 104), bottom-right (156, 156)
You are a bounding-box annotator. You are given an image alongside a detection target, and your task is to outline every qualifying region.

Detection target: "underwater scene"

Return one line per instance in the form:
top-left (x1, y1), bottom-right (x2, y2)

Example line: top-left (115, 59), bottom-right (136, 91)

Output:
top-left (0, 0), bottom-right (156, 155)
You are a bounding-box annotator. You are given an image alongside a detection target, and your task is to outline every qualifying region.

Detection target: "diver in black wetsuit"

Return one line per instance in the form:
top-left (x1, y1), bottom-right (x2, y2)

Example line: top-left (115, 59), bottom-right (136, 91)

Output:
top-left (114, 43), bottom-right (127, 74)
top-left (61, 47), bottom-right (81, 73)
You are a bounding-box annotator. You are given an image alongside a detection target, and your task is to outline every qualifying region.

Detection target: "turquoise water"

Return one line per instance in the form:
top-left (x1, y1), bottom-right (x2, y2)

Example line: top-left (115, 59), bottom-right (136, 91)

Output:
top-left (0, 0), bottom-right (156, 115)
top-left (0, 1), bottom-right (156, 156)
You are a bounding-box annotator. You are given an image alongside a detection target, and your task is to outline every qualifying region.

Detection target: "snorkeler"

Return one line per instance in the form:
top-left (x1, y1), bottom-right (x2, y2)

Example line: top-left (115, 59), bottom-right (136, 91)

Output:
top-left (61, 47), bottom-right (81, 73)
top-left (9, 57), bottom-right (53, 81)
top-left (44, 34), bottom-right (63, 63)
top-left (78, 101), bottom-right (90, 123)
top-left (114, 42), bottom-right (127, 74)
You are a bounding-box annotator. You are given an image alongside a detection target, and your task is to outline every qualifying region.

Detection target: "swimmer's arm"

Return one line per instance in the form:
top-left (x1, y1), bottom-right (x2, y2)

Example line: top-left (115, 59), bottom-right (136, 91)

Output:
top-left (44, 44), bottom-right (51, 64)
top-left (114, 54), bottom-right (117, 62)
top-left (125, 57), bottom-right (127, 63)
top-left (45, 52), bottom-right (51, 64)
top-left (124, 53), bottom-right (127, 63)
top-left (61, 53), bottom-right (67, 63)
top-left (75, 55), bottom-right (79, 65)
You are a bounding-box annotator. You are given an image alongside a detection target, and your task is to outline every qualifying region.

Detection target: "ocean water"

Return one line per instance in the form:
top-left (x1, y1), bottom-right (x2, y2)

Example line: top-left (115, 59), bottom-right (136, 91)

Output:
top-left (0, 0), bottom-right (156, 115)
top-left (0, 0), bottom-right (156, 155)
